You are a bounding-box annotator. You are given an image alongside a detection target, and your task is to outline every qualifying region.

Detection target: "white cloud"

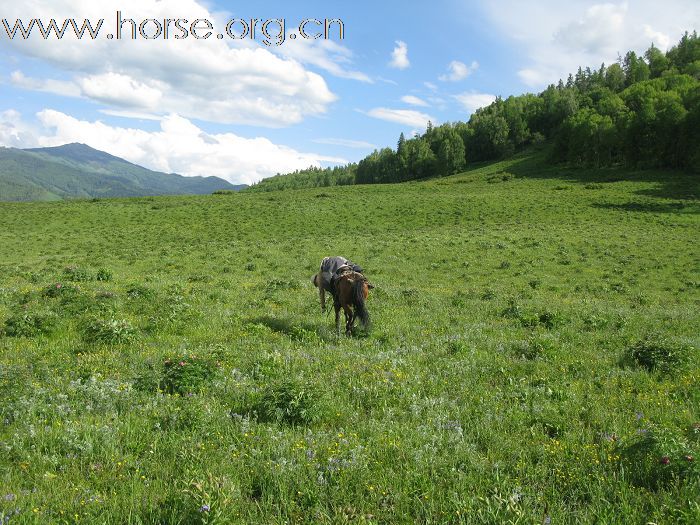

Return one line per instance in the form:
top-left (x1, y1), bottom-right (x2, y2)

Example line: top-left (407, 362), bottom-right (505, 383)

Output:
top-left (366, 108), bottom-right (435, 128)
top-left (0, 0), bottom-right (337, 127)
top-left (553, 3), bottom-right (627, 54)
top-left (312, 138), bottom-right (377, 149)
top-left (642, 24), bottom-right (671, 50)
top-left (401, 95), bottom-right (429, 107)
top-left (98, 109), bottom-right (163, 121)
top-left (439, 60), bottom-right (479, 81)
top-left (0, 110), bottom-right (37, 147)
top-left (389, 40), bottom-right (410, 69)
top-left (454, 92), bottom-right (497, 114)
top-left (424, 81), bottom-right (438, 91)
top-left (79, 72), bottom-right (163, 108)
top-left (275, 39), bottom-right (371, 83)
top-left (10, 71), bottom-right (81, 97)
top-left (1, 109), bottom-right (345, 185)
top-left (479, 0), bottom-right (700, 89)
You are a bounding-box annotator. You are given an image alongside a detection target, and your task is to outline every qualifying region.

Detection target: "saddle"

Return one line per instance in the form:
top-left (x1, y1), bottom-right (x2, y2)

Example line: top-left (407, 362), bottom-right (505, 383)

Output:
top-left (333, 266), bottom-right (374, 289)
top-left (335, 264), bottom-right (356, 279)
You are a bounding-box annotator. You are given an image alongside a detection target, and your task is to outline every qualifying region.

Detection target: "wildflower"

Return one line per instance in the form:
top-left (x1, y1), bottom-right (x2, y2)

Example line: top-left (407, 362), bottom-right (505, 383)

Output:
top-left (685, 455), bottom-right (694, 462)
top-left (635, 412), bottom-right (643, 420)
top-left (3, 494), bottom-right (16, 501)
top-left (179, 361), bottom-right (186, 366)
top-left (199, 504), bottom-right (210, 512)
top-left (660, 456), bottom-right (670, 465)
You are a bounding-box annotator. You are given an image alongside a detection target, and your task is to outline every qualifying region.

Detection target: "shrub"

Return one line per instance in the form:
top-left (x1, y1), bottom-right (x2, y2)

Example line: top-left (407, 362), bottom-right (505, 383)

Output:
top-left (161, 356), bottom-right (218, 395)
top-left (83, 316), bottom-right (137, 344)
top-left (253, 378), bottom-right (323, 426)
top-left (582, 313), bottom-right (609, 331)
top-left (627, 336), bottom-right (691, 373)
top-left (96, 268), bottom-right (113, 282)
top-left (43, 282), bottom-right (80, 298)
top-left (537, 310), bottom-right (565, 330)
top-left (487, 172), bottom-right (514, 183)
top-left (63, 265), bottom-right (93, 282)
top-left (126, 284), bottom-right (155, 300)
top-left (619, 423), bottom-right (698, 489)
top-left (502, 300), bottom-right (565, 330)
top-left (509, 336), bottom-right (555, 360)
top-left (3, 310), bottom-right (57, 337)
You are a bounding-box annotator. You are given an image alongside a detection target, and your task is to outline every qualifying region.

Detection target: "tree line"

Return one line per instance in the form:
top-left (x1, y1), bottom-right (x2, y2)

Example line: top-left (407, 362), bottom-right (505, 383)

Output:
top-left (247, 31), bottom-right (699, 192)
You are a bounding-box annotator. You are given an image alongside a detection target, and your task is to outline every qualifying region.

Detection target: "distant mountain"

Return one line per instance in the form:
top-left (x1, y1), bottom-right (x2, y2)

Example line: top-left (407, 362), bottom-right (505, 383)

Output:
top-left (0, 143), bottom-right (245, 201)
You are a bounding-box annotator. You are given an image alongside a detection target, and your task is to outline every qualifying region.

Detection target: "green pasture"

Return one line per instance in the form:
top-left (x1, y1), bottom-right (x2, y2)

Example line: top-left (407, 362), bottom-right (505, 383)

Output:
top-left (0, 152), bottom-right (698, 523)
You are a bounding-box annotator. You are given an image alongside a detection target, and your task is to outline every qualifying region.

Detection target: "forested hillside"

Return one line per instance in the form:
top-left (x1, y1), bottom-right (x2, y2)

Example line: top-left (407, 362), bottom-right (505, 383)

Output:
top-left (248, 31), bottom-right (699, 192)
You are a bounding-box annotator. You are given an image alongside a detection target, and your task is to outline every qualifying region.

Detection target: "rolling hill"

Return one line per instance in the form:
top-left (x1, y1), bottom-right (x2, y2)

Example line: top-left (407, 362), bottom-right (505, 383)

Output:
top-left (0, 143), bottom-right (244, 201)
top-left (0, 151), bottom-right (697, 522)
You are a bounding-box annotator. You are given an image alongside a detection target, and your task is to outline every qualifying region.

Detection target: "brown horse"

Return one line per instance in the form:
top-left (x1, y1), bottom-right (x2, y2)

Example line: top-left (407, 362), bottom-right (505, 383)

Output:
top-left (333, 271), bottom-right (370, 335)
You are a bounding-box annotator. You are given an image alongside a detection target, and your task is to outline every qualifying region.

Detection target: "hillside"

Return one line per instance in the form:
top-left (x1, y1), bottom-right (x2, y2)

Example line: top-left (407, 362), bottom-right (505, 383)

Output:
top-left (0, 143), bottom-right (243, 201)
top-left (0, 152), bottom-right (698, 522)
top-left (248, 31), bottom-right (700, 193)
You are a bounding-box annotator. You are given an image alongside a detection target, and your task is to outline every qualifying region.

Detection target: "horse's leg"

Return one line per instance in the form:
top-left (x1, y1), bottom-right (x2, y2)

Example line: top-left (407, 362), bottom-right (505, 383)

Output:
top-left (344, 305), bottom-right (353, 335)
top-left (334, 300), bottom-right (341, 334)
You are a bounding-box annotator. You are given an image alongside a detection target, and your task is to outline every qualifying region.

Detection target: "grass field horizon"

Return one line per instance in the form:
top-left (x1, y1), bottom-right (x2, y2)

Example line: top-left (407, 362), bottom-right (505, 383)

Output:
top-left (1, 151), bottom-right (698, 523)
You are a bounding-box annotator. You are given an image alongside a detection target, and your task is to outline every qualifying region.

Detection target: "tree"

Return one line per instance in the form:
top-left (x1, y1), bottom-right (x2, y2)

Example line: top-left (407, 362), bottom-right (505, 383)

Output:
top-left (623, 51), bottom-right (650, 86)
top-left (646, 43), bottom-right (670, 78)
top-left (605, 63), bottom-right (626, 92)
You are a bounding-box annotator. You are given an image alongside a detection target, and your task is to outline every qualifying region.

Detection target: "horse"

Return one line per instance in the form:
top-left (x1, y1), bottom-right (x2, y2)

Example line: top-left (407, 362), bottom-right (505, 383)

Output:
top-left (333, 271), bottom-right (370, 335)
top-left (312, 256), bottom-right (363, 313)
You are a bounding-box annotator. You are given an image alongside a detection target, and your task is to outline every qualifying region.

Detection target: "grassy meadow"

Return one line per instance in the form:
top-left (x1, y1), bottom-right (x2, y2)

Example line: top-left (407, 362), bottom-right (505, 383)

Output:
top-left (0, 151), bottom-right (698, 523)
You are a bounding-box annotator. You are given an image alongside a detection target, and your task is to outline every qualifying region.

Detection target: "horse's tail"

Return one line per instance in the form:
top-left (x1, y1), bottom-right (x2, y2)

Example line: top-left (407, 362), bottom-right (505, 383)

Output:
top-left (352, 279), bottom-right (370, 329)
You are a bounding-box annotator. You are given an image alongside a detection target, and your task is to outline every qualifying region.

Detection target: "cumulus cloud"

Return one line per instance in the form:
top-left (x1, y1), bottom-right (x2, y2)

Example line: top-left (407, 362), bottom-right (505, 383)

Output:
top-left (366, 108), bottom-right (434, 128)
top-left (0, 110), bottom-right (38, 147)
top-left (0, 109), bottom-right (345, 185)
top-left (454, 92), bottom-right (497, 114)
top-left (400, 95), bottom-right (429, 107)
top-left (389, 40), bottom-right (410, 69)
top-left (553, 3), bottom-right (627, 54)
top-left (439, 60), bottom-right (479, 82)
top-left (78, 72), bottom-right (163, 108)
top-left (10, 71), bottom-right (81, 97)
top-left (0, 0), bottom-right (337, 127)
top-left (479, 0), bottom-right (699, 89)
top-left (275, 39), bottom-right (372, 83)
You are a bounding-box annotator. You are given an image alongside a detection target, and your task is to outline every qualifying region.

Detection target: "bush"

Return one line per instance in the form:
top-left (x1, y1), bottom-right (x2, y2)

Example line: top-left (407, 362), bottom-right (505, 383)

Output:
top-left (161, 356), bottom-right (218, 395)
top-left (502, 300), bottom-right (565, 330)
top-left (83, 316), bottom-right (137, 344)
top-left (126, 284), bottom-right (155, 300)
top-left (487, 172), bottom-right (514, 183)
top-left (627, 336), bottom-right (691, 373)
top-left (3, 310), bottom-right (57, 337)
top-left (63, 265), bottom-right (93, 282)
top-left (253, 378), bottom-right (323, 426)
top-left (619, 423), bottom-right (698, 489)
top-left (96, 268), bottom-right (113, 281)
top-left (43, 282), bottom-right (80, 298)
top-left (509, 336), bottom-right (555, 360)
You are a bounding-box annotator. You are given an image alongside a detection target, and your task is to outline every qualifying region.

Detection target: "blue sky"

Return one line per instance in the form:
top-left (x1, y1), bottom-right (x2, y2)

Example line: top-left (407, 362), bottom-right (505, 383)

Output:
top-left (1, 0), bottom-right (697, 184)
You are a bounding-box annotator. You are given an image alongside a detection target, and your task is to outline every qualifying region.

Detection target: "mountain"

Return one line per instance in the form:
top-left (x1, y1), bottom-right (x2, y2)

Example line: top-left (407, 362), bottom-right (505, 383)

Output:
top-left (0, 143), bottom-right (245, 201)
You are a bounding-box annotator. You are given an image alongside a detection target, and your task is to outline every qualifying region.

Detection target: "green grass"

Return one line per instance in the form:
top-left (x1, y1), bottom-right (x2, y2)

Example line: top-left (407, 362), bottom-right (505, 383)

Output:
top-left (0, 151), bottom-right (698, 523)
